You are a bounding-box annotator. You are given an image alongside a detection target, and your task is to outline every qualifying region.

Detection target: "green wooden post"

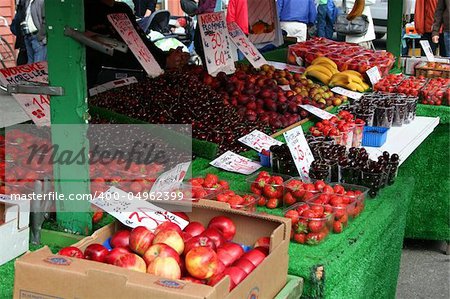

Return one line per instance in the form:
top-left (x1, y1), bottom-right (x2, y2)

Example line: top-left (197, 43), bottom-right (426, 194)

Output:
top-left (46, 0), bottom-right (91, 234)
top-left (386, 0), bottom-right (403, 58)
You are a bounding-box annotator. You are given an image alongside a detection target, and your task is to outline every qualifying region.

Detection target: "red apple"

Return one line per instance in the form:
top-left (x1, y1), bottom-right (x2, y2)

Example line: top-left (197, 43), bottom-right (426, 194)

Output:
top-left (233, 258), bottom-right (256, 275)
top-left (185, 247), bottom-right (219, 280)
top-left (84, 244), bottom-right (109, 263)
top-left (58, 246), bottom-right (83, 259)
top-left (105, 247), bottom-right (131, 265)
top-left (254, 237), bottom-right (270, 250)
top-left (241, 249), bottom-right (266, 267)
top-left (201, 228), bottom-right (225, 248)
top-left (110, 230), bottom-right (130, 249)
top-left (217, 248), bottom-right (236, 267)
top-left (154, 221), bottom-right (182, 235)
top-left (153, 229), bottom-right (184, 255)
top-left (208, 216), bottom-right (236, 241)
top-left (183, 221), bottom-right (205, 237)
top-left (222, 267), bottom-right (248, 290)
top-left (172, 211), bottom-right (190, 222)
top-left (208, 272), bottom-right (226, 287)
top-left (217, 242), bottom-right (244, 266)
top-left (181, 276), bottom-right (205, 284)
top-left (181, 231), bottom-right (193, 242)
top-left (112, 253), bottom-right (146, 272)
top-left (143, 243), bottom-right (180, 266)
top-left (129, 226), bottom-right (155, 256)
top-left (184, 235), bottom-right (216, 255)
top-left (147, 256), bottom-right (181, 279)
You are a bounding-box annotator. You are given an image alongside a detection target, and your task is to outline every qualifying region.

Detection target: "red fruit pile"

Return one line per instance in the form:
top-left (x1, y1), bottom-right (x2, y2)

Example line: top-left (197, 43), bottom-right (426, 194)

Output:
top-left (395, 76), bottom-right (427, 96)
top-left (215, 190), bottom-right (258, 211)
top-left (58, 217), bottom-right (269, 291)
top-left (420, 78), bottom-right (450, 106)
top-left (182, 174), bottom-right (230, 200)
top-left (248, 171), bottom-right (287, 209)
top-left (373, 74), bottom-right (405, 93)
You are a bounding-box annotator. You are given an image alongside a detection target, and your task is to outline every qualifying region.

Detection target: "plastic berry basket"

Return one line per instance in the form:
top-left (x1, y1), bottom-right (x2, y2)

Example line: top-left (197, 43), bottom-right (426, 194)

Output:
top-left (208, 190), bottom-right (259, 212)
top-left (361, 126), bottom-right (389, 147)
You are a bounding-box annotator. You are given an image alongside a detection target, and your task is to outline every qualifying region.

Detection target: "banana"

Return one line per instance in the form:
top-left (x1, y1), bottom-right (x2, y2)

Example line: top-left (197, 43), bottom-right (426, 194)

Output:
top-left (340, 70), bottom-right (363, 79)
top-left (361, 82), bottom-right (370, 91)
top-left (336, 72), bottom-right (364, 84)
top-left (346, 82), bottom-right (365, 92)
top-left (316, 62), bottom-right (339, 74)
top-left (306, 64), bottom-right (334, 78)
top-left (312, 57), bottom-right (338, 70)
top-left (347, 0), bottom-right (365, 21)
top-left (329, 73), bottom-right (352, 86)
top-left (305, 70), bottom-right (331, 85)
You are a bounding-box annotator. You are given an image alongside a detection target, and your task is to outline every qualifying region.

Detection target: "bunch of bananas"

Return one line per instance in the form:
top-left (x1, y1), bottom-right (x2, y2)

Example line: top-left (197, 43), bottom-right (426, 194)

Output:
top-left (329, 70), bottom-right (370, 92)
top-left (304, 57), bottom-right (339, 85)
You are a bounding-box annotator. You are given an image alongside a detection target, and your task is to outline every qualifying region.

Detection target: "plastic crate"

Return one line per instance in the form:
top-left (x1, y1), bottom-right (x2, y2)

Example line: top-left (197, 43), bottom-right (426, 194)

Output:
top-left (362, 126), bottom-right (389, 147)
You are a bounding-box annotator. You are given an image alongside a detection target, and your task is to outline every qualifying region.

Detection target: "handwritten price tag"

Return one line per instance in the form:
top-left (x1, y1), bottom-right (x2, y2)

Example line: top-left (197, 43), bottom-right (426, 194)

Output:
top-left (419, 40), bottom-right (435, 62)
top-left (0, 62), bottom-right (50, 126)
top-left (198, 12), bottom-right (236, 76)
top-left (228, 22), bottom-right (267, 68)
top-left (108, 13), bottom-right (163, 77)
top-left (151, 162), bottom-right (191, 193)
top-left (299, 104), bottom-right (334, 120)
top-left (283, 126), bottom-right (314, 181)
top-left (91, 187), bottom-right (189, 231)
top-left (366, 66), bottom-right (382, 86)
top-left (267, 61), bottom-right (305, 73)
top-left (89, 77), bottom-right (138, 96)
top-left (238, 129), bottom-right (283, 152)
top-left (210, 151), bottom-right (262, 175)
top-left (331, 87), bottom-right (363, 100)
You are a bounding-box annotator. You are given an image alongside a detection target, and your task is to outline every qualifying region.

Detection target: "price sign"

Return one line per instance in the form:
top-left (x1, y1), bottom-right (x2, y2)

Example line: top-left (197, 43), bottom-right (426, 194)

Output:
top-left (227, 22), bottom-right (267, 69)
top-left (283, 126), bottom-right (314, 181)
top-left (366, 66), bottom-right (382, 86)
top-left (299, 104), bottom-right (334, 120)
top-left (89, 77), bottom-right (138, 96)
top-left (108, 13), bottom-right (163, 77)
top-left (238, 129), bottom-right (283, 152)
top-left (0, 62), bottom-right (50, 126)
top-left (210, 151), bottom-right (262, 175)
top-left (91, 187), bottom-right (189, 231)
top-left (419, 40), bottom-right (435, 62)
top-left (150, 162), bottom-right (191, 193)
top-left (331, 87), bottom-right (363, 100)
top-left (267, 61), bottom-right (305, 73)
top-left (198, 12), bottom-right (235, 76)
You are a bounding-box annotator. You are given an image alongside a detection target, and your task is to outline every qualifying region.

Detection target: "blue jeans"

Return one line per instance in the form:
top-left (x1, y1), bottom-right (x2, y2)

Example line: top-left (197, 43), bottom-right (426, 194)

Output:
top-left (444, 32), bottom-right (450, 57)
top-left (317, 4), bottom-right (334, 39)
top-left (24, 34), bottom-right (47, 64)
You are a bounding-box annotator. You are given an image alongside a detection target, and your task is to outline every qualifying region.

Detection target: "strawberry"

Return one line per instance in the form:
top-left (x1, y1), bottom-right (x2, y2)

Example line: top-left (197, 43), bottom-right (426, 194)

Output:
top-left (314, 180), bottom-right (326, 191)
top-left (296, 203), bottom-right (310, 215)
top-left (250, 183), bottom-right (263, 195)
top-left (216, 193), bottom-right (229, 203)
top-left (269, 176), bottom-right (284, 186)
top-left (338, 214), bottom-right (348, 226)
top-left (284, 210), bottom-right (299, 225)
top-left (306, 233), bottom-right (320, 245)
top-left (323, 204), bottom-right (333, 216)
top-left (193, 187), bottom-right (208, 199)
top-left (255, 176), bottom-right (270, 189)
top-left (303, 191), bottom-right (317, 202)
top-left (310, 205), bottom-right (324, 216)
top-left (308, 220), bottom-right (324, 233)
top-left (263, 185), bottom-right (283, 198)
top-left (334, 204), bottom-right (347, 218)
top-left (333, 221), bottom-right (343, 233)
top-left (330, 195), bottom-right (344, 206)
top-left (322, 185), bottom-right (334, 194)
top-left (283, 192), bottom-right (296, 206)
top-left (203, 174), bottom-right (219, 188)
top-left (333, 184), bottom-right (345, 195)
top-left (257, 196), bottom-right (267, 206)
top-left (294, 219), bottom-right (308, 233)
top-left (286, 179), bottom-right (305, 199)
top-left (302, 209), bottom-right (317, 219)
top-left (293, 233), bottom-right (306, 244)
top-left (228, 195), bottom-right (244, 208)
top-left (243, 195), bottom-right (256, 204)
top-left (266, 198), bottom-right (279, 209)
top-left (257, 171), bottom-right (271, 179)
top-left (218, 180), bottom-right (230, 189)
top-left (92, 211), bottom-right (103, 224)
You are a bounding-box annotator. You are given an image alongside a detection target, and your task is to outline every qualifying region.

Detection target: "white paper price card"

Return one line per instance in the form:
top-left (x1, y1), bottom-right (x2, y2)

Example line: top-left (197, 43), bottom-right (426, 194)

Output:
top-left (228, 22), bottom-right (267, 69)
top-left (210, 151), bottom-right (262, 175)
top-left (238, 129), bottom-right (283, 152)
top-left (108, 13), bottom-right (163, 77)
top-left (331, 87), bottom-right (363, 100)
top-left (0, 62), bottom-right (50, 126)
top-left (89, 77), bottom-right (138, 96)
top-left (198, 12), bottom-right (236, 76)
top-left (91, 186), bottom-right (189, 231)
top-left (151, 162), bottom-right (191, 193)
top-left (299, 104), bottom-right (334, 120)
top-left (283, 126), bottom-right (314, 181)
top-left (419, 40), bottom-right (435, 62)
top-left (267, 61), bottom-right (305, 73)
top-left (366, 66), bottom-right (382, 86)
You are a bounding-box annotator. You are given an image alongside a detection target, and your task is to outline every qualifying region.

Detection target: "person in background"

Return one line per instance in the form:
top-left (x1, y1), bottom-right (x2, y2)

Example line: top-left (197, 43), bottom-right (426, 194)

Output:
top-left (10, 0), bottom-right (28, 65)
top-left (22, 0), bottom-right (46, 63)
top-left (316, 0), bottom-right (337, 39)
top-left (226, 0), bottom-right (248, 60)
top-left (344, 0), bottom-right (376, 49)
top-left (193, 0), bottom-right (218, 66)
top-left (133, 0), bottom-right (157, 18)
top-left (431, 0), bottom-right (449, 57)
top-left (415, 0), bottom-right (446, 55)
top-left (277, 0), bottom-right (317, 42)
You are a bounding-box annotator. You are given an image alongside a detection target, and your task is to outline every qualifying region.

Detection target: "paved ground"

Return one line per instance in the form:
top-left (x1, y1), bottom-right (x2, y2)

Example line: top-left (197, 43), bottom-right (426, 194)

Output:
top-left (397, 239), bottom-right (450, 299)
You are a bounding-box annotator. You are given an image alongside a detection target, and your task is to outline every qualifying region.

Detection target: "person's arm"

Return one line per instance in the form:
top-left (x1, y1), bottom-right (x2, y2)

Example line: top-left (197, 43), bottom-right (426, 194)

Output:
top-left (431, 0), bottom-right (444, 42)
top-left (226, 0), bottom-right (236, 23)
top-left (144, 0), bottom-right (157, 16)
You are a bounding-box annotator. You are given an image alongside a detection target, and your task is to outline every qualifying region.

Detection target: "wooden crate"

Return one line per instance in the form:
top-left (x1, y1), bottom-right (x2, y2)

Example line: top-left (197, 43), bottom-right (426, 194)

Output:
top-left (415, 62), bottom-right (450, 79)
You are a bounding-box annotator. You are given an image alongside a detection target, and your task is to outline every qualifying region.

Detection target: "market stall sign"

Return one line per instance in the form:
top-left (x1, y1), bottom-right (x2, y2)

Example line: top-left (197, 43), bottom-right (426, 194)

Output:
top-left (210, 151), bottom-right (262, 175)
top-left (198, 12), bottom-right (236, 76)
top-left (150, 162), bottom-right (191, 193)
top-left (366, 66), bottom-right (382, 86)
top-left (89, 77), bottom-right (138, 96)
top-left (331, 87), bottom-right (363, 100)
top-left (238, 129), bottom-right (283, 152)
top-left (107, 13), bottom-right (163, 77)
top-left (0, 62), bottom-right (50, 126)
top-left (267, 61), bottom-right (305, 73)
top-left (227, 21), bottom-right (267, 68)
top-left (419, 40), bottom-right (435, 62)
top-left (283, 126), bottom-right (314, 181)
top-left (91, 186), bottom-right (189, 231)
top-left (299, 104), bottom-right (334, 120)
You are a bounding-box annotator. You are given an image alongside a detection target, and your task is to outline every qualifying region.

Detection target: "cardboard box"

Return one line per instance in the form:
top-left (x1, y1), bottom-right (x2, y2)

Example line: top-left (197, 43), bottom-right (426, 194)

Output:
top-left (14, 204), bottom-right (291, 299)
top-left (401, 56), bottom-right (450, 75)
top-left (0, 196), bottom-right (30, 266)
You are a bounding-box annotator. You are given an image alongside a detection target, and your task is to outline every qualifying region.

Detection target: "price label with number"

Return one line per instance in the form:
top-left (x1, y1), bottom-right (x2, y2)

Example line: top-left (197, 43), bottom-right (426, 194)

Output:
top-left (331, 87), bottom-right (363, 100)
top-left (108, 13), bottom-right (163, 77)
top-left (283, 126), bottom-right (314, 181)
top-left (210, 151), bottom-right (262, 175)
top-left (91, 187), bottom-right (189, 231)
top-left (238, 130), bottom-right (283, 152)
top-left (151, 162), bottom-right (191, 193)
top-left (227, 22), bottom-right (267, 68)
top-left (89, 77), bottom-right (138, 96)
top-left (0, 61), bottom-right (50, 126)
top-left (366, 66), bottom-right (382, 86)
top-left (419, 40), bottom-right (435, 62)
top-left (299, 104), bottom-right (334, 120)
top-left (198, 12), bottom-right (236, 76)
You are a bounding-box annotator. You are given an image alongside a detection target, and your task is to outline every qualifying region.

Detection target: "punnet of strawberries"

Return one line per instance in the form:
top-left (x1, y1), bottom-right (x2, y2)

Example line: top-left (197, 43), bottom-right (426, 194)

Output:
top-left (246, 171), bottom-right (291, 209)
top-left (178, 174), bottom-right (230, 200)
